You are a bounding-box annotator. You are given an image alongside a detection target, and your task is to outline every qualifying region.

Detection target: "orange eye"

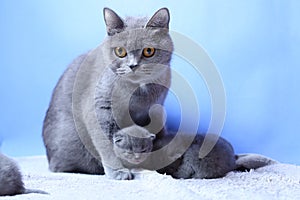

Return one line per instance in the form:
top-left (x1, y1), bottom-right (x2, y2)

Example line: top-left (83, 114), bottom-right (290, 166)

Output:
top-left (143, 47), bottom-right (155, 57)
top-left (114, 47), bottom-right (127, 58)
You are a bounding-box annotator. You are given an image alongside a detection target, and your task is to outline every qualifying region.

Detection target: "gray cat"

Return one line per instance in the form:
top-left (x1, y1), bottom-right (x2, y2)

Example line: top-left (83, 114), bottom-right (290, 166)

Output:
top-left (112, 125), bottom-right (236, 178)
top-left (156, 133), bottom-right (277, 178)
top-left (113, 125), bottom-right (277, 179)
top-left (112, 125), bottom-right (156, 167)
top-left (0, 152), bottom-right (47, 196)
top-left (156, 134), bottom-right (237, 179)
top-left (43, 8), bottom-right (173, 180)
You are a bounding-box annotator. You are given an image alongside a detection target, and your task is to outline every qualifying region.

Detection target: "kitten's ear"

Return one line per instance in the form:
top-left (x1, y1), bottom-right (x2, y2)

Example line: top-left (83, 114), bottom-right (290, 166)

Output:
top-left (146, 8), bottom-right (170, 29)
top-left (149, 133), bottom-right (156, 140)
top-left (103, 8), bottom-right (125, 36)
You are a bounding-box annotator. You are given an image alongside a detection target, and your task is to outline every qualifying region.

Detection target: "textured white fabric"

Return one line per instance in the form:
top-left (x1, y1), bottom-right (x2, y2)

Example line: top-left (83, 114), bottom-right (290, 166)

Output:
top-left (2, 156), bottom-right (300, 200)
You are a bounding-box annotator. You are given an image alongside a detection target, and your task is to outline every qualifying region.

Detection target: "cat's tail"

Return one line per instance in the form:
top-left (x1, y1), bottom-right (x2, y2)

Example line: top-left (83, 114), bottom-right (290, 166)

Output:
top-left (235, 153), bottom-right (278, 171)
top-left (24, 189), bottom-right (49, 195)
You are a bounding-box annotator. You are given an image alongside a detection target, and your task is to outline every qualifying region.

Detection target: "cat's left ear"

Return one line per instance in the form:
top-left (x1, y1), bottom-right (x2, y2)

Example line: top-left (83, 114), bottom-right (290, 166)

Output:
top-left (146, 8), bottom-right (170, 29)
top-left (103, 8), bottom-right (125, 36)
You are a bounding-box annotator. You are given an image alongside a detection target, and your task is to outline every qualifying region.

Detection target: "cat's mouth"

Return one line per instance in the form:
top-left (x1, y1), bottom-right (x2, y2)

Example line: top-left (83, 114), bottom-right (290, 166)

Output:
top-left (127, 158), bottom-right (146, 164)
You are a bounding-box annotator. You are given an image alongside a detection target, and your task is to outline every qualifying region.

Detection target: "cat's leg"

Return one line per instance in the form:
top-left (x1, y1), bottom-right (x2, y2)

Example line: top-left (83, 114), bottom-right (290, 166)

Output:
top-left (48, 146), bottom-right (104, 175)
top-left (235, 153), bottom-right (278, 171)
top-left (94, 137), bottom-right (134, 180)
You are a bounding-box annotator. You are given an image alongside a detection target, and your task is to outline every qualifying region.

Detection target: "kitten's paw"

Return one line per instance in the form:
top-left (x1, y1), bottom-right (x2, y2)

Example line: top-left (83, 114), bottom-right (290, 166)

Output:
top-left (104, 167), bottom-right (133, 180)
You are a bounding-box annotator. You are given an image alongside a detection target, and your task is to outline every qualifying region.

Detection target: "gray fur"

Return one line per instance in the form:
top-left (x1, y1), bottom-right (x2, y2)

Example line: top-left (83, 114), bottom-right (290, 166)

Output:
top-left (109, 125), bottom-right (237, 179)
top-left (157, 134), bottom-right (237, 179)
top-left (42, 8), bottom-right (173, 180)
top-left (235, 153), bottom-right (278, 171)
top-left (0, 153), bottom-right (24, 196)
top-left (43, 54), bottom-right (104, 175)
top-left (0, 153), bottom-right (47, 196)
top-left (113, 125), bottom-right (155, 166)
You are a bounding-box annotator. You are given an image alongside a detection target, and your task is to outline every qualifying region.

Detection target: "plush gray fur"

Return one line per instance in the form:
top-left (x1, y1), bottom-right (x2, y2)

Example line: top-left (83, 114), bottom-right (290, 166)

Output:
top-left (156, 134), bottom-right (277, 178)
top-left (0, 153), bottom-right (47, 196)
top-left (108, 125), bottom-right (236, 179)
top-left (113, 125), bottom-right (155, 166)
top-left (42, 8), bottom-right (173, 180)
top-left (156, 134), bottom-right (237, 179)
top-left (0, 153), bottom-right (24, 196)
top-left (235, 153), bottom-right (278, 171)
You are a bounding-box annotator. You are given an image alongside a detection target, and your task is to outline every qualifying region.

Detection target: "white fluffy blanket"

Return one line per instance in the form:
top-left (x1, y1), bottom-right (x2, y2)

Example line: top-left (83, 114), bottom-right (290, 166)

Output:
top-left (1, 156), bottom-right (300, 200)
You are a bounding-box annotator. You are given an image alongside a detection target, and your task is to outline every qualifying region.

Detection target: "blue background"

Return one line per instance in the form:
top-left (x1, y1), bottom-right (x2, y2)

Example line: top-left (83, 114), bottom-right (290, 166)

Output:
top-left (1, 0), bottom-right (299, 164)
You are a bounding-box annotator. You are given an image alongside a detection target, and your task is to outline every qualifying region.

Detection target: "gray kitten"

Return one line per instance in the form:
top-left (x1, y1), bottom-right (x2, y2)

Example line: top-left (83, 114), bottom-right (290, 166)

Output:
top-left (157, 134), bottom-right (237, 179)
top-left (43, 8), bottom-right (173, 180)
top-left (0, 153), bottom-right (47, 196)
top-left (156, 133), bottom-right (277, 178)
top-left (113, 125), bottom-right (155, 167)
top-left (114, 126), bottom-right (236, 178)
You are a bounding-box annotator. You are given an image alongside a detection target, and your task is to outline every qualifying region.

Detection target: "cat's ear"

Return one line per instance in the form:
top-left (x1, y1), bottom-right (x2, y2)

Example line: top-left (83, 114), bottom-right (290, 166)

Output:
top-left (103, 8), bottom-right (125, 36)
top-left (149, 133), bottom-right (156, 141)
top-left (146, 8), bottom-right (170, 29)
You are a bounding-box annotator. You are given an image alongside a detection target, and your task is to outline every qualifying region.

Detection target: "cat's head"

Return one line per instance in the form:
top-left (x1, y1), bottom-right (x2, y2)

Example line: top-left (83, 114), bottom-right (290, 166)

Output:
top-left (113, 125), bottom-right (156, 164)
top-left (102, 8), bottom-right (173, 85)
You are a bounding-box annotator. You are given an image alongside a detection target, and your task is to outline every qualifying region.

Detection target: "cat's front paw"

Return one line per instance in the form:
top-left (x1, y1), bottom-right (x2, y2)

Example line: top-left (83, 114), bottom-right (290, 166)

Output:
top-left (104, 166), bottom-right (133, 180)
top-left (112, 169), bottom-right (133, 180)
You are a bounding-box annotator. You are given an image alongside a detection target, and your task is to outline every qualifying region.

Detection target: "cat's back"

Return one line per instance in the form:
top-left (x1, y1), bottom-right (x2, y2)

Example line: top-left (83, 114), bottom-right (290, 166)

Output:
top-left (42, 52), bottom-right (104, 174)
top-left (43, 53), bottom-right (88, 137)
top-left (47, 53), bottom-right (88, 110)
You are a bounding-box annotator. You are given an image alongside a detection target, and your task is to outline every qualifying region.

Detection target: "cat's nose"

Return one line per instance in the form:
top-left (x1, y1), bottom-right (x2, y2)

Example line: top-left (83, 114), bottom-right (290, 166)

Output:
top-left (129, 64), bottom-right (138, 70)
top-left (134, 154), bottom-right (140, 159)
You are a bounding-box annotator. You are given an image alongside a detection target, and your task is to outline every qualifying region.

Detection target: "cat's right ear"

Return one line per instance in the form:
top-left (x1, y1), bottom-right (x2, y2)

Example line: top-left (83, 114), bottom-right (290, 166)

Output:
top-left (103, 8), bottom-right (125, 36)
top-left (146, 8), bottom-right (170, 30)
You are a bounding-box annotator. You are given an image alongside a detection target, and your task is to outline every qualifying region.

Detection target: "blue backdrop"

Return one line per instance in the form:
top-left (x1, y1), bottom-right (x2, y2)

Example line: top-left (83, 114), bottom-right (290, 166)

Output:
top-left (0, 0), bottom-right (299, 164)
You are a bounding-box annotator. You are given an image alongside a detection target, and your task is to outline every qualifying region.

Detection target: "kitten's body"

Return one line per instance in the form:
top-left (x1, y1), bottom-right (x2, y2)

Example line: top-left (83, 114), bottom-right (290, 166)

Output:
top-left (157, 134), bottom-right (237, 179)
top-left (111, 125), bottom-right (236, 178)
top-left (43, 8), bottom-right (173, 180)
top-left (156, 133), bottom-right (277, 178)
top-left (0, 153), bottom-right (47, 196)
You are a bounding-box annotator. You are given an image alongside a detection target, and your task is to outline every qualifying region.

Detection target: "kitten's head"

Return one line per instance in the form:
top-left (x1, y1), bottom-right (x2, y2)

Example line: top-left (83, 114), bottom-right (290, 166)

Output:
top-left (102, 8), bottom-right (173, 85)
top-left (113, 125), bottom-right (156, 164)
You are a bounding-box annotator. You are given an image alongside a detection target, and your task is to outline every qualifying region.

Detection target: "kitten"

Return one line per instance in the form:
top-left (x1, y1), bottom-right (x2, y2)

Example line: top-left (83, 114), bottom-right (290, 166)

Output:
top-left (157, 134), bottom-right (277, 178)
top-left (112, 125), bottom-right (155, 167)
top-left (43, 8), bottom-right (173, 180)
top-left (157, 134), bottom-right (237, 179)
top-left (0, 153), bottom-right (47, 196)
top-left (111, 125), bottom-right (236, 179)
